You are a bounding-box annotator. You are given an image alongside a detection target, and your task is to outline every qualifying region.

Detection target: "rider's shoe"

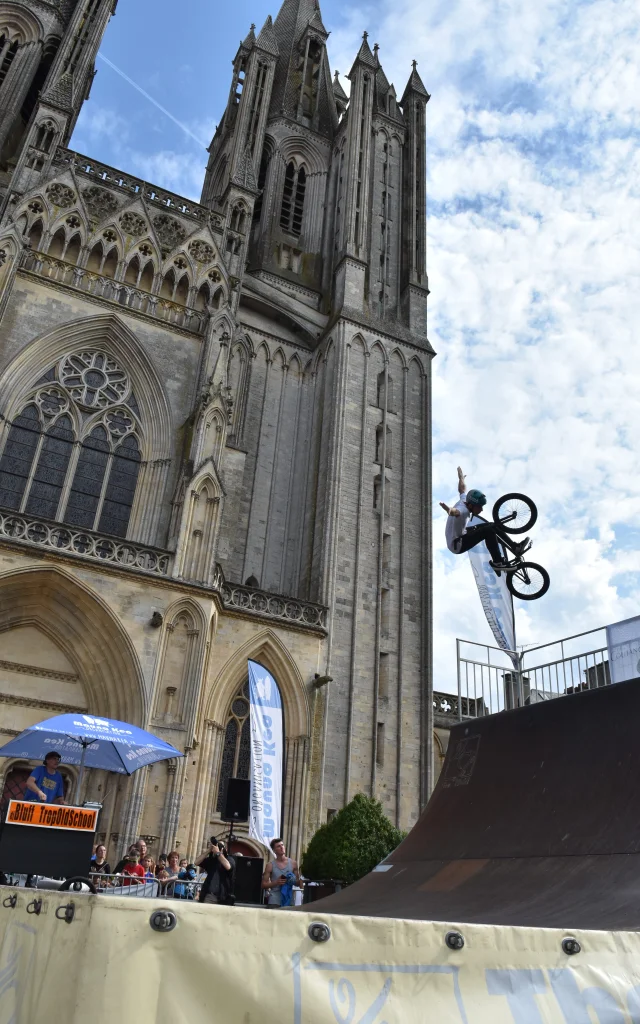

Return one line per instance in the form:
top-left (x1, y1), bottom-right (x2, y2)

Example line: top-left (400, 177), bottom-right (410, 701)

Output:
top-left (511, 537), bottom-right (531, 556)
top-left (490, 560), bottom-right (509, 574)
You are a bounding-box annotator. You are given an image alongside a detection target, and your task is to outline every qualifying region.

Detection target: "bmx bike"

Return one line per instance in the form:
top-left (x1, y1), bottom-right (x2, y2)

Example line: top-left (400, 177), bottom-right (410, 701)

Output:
top-left (487, 492), bottom-right (550, 601)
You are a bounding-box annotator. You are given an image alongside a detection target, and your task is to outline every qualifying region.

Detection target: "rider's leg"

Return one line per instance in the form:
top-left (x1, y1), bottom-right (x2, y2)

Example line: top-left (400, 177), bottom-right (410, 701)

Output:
top-left (455, 524), bottom-right (503, 563)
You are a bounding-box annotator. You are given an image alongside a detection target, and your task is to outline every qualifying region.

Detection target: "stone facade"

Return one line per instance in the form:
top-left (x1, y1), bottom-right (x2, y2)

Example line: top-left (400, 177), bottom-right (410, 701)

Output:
top-left (0, 0), bottom-right (432, 862)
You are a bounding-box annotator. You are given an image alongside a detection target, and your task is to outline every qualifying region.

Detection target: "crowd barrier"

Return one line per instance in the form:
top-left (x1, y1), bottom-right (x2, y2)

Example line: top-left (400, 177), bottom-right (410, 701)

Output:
top-left (1, 888), bottom-right (640, 1023)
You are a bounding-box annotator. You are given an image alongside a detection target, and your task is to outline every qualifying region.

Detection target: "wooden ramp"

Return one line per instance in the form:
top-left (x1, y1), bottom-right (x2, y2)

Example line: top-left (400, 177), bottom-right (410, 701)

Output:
top-left (311, 676), bottom-right (640, 929)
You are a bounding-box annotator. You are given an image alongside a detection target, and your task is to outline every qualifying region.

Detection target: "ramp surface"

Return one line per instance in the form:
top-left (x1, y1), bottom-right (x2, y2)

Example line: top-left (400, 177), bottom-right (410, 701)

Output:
top-left (312, 676), bottom-right (640, 929)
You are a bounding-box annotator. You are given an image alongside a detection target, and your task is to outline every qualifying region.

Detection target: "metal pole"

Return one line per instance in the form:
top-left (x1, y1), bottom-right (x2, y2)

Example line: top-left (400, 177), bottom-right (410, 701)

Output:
top-left (74, 741), bottom-right (88, 805)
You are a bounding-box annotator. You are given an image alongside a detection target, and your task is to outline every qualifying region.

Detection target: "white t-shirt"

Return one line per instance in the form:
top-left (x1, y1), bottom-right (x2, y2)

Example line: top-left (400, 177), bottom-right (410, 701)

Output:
top-left (445, 493), bottom-right (471, 553)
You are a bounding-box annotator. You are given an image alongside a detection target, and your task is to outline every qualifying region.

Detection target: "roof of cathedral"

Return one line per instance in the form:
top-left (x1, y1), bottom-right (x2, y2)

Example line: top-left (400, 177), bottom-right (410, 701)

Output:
top-left (269, 0), bottom-right (336, 137)
top-left (401, 61), bottom-right (431, 102)
top-left (332, 70), bottom-right (348, 102)
top-left (348, 32), bottom-right (378, 77)
top-left (255, 15), bottom-right (279, 56)
top-left (241, 23), bottom-right (257, 51)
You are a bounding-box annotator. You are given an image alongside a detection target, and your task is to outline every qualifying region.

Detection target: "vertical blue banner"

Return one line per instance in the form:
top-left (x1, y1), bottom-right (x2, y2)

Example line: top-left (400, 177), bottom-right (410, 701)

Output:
top-left (248, 660), bottom-right (283, 849)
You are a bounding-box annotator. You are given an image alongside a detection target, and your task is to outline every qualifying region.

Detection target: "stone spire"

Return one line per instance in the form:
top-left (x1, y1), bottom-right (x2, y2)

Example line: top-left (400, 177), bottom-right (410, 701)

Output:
top-left (268, 0), bottom-right (336, 137)
top-left (401, 60), bottom-right (431, 102)
top-left (255, 16), bottom-right (280, 57)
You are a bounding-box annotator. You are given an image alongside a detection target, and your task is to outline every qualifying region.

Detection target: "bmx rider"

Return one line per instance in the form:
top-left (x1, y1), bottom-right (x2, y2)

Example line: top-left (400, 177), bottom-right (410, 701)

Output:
top-left (441, 467), bottom-right (529, 574)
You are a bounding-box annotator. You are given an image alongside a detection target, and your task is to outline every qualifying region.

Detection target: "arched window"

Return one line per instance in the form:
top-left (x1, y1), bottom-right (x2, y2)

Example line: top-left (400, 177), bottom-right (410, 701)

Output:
top-left (65, 233), bottom-right (81, 264)
top-left (28, 219), bottom-right (43, 250)
top-left (48, 227), bottom-right (66, 259)
top-left (280, 162), bottom-right (306, 236)
top-left (0, 37), bottom-right (18, 89)
top-left (0, 353), bottom-right (141, 538)
top-left (216, 680), bottom-right (250, 811)
top-left (195, 282), bottom-right (210, 312)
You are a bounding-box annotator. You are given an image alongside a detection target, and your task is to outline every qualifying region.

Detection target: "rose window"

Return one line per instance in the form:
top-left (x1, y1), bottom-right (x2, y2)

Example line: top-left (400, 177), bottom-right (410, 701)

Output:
top-left (60, 352), bottom-right (129, 410)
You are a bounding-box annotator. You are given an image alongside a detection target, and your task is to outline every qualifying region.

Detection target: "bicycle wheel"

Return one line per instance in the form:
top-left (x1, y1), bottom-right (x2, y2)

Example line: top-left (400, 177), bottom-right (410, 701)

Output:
top-left (492, 492), bottom-right (538, 534)
top-left (507, 562), bottom-right (550, 601)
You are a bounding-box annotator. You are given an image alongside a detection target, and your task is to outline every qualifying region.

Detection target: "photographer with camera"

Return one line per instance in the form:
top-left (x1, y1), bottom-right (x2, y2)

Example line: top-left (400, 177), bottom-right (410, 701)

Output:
top-left (195, 837), bottom-right (235, 905)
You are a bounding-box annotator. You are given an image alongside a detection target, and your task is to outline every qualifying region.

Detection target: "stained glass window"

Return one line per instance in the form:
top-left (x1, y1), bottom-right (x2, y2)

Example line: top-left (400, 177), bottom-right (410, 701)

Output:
top-left (0, 351), bottom-right (141, 538)
top-left (216, 680), bottom-right (251, 811)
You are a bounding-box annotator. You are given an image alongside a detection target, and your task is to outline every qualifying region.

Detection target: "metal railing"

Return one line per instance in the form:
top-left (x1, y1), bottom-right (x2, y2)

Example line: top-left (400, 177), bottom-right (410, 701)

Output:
top-left (456, 626), bottom-right (610, 720)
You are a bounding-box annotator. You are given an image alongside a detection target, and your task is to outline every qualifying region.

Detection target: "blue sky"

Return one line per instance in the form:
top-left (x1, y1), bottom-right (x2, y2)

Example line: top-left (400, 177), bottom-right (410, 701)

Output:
top-left (72, 0), bottom-right (640, 691)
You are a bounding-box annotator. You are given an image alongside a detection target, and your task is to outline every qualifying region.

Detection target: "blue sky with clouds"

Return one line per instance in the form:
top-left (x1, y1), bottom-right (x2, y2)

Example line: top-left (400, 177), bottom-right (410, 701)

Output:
top-left (72, 0), bottom-right (640, 691)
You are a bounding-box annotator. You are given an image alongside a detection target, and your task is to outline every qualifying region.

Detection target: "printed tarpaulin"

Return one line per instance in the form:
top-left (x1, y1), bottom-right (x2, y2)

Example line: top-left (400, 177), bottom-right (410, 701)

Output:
top-left (1, 890), bottom-right (640, 1023)
top-left (248, 659), bottom-right (283, 849)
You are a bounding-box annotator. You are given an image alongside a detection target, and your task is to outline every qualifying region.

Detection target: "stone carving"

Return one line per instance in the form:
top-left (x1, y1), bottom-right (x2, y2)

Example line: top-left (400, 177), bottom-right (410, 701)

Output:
top-left (0, 510), bottom-right (170, 577)
top-left (82, 185), bottom-right (119, 220)
top-left (28, 201), bottom-right (44, 214)
top-left (138, 242), bottom-right (153, 257)
top-left (189, 239), bottom-right (215, 264)
top-left (208, 269), bottom-right (221, 283)
top-left (174, 256), bottom-right (188, 270)
top-left (153, 214), bottom-right (187, 252)
top-left (66, 215), bottom-right (81, 229)
top-left (46, 182), bottom-right (76, 208)
top-left (119, 211), bottom-right (147, 237)
top-left (103, 228), bottom-right (117, 243)
top-left (0, 249), bottom-right (6, 267)
top-left (60, 350), bottom-right (129, 410)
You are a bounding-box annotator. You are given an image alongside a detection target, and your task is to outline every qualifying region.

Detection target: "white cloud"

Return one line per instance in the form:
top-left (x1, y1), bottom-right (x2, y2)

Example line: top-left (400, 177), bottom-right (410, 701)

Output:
top-left (329, 0), bottom-right (640, 692)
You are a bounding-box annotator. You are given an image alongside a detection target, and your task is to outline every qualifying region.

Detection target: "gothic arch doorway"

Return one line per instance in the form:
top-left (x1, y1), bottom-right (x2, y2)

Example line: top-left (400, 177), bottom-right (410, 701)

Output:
top-left (0, 565), bottom-right (145, 730)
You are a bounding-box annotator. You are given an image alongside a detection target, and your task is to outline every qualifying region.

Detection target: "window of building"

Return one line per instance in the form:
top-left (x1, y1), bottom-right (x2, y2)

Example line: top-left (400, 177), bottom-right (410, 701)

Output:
top-left (0, 352), bottom-right (141, 538)
top-left (216, 680), bottom-right (251, 811)
top-left (0, 36), bottom-right (18, 89)
top-left (280, 162), bottom-right (306, 236)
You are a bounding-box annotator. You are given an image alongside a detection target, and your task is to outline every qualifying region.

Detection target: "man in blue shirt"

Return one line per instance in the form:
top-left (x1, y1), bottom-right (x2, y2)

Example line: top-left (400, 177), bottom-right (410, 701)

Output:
top-left (24, 752), bottom-right (66, 804)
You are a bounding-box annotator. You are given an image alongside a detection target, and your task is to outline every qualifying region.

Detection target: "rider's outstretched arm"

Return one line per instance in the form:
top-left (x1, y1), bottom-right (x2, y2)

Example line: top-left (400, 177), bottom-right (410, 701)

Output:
top-left (457, 466), bottom-right (466, 495)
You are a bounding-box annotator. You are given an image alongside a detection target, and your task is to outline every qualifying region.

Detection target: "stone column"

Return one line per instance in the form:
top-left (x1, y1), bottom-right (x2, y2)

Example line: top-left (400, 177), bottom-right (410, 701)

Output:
top-left (0, 42), bottom-right (42, 155)
top-left (118, 766), bottom-right (150, 856)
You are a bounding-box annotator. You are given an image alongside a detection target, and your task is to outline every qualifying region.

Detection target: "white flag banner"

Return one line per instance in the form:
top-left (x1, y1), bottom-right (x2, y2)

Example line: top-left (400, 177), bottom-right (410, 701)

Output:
top-left (248, 659), bottom-right (283, 849)
top-left (467, 517), bottom-right (518, 668)
top-left (606, 615), bottom-right (640, 684)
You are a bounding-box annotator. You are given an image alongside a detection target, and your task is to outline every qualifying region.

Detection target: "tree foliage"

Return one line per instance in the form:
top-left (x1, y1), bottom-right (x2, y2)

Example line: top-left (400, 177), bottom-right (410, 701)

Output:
top-left (301, 794), bottom-right (406, 885)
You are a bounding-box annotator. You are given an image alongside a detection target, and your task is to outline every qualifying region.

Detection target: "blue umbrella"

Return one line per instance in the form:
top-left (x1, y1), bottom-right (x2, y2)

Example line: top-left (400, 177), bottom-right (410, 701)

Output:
top-left (0, 714), bottom-right (183, 803)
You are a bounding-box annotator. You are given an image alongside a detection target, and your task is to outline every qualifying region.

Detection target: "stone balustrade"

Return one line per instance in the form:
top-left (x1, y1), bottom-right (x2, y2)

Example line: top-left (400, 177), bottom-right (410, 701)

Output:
top-left (433, 690), bottom-right (481, 720)
top-left (20, 250), bottom-right (207, 335)
top-left (0, 511), bottom-right (329, 631)
top-left (0, 509), bottom-right (171, 576)
top-left (54, 149), bottom-right (212, 224)
top-left (216, 573), bottom-right (328, 631)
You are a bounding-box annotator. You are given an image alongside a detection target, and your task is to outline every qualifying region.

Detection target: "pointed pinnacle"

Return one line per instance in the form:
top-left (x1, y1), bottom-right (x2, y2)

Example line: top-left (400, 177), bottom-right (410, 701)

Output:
top-left (363, 30), bottom-right (368, 40)
top-left (412, 59), bottom-right (418, 70)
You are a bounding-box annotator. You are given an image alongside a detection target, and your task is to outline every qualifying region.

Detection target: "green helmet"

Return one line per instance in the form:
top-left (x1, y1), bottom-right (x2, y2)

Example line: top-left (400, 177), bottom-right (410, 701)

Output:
top-left (467, 489), bottom-right (487, 507)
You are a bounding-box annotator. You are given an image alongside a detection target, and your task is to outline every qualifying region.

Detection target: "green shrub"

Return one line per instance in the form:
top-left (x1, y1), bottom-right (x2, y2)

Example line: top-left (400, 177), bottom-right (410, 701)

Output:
top-left (301, 793), bottom-right (406, 885)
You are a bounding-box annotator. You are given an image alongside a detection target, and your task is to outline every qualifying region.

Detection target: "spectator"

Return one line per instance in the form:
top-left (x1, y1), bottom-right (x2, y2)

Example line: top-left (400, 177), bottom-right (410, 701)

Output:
top-left (157, 868), bottom-right (169, 891)
top-left (174, 863), bottom-right (197, 899)
top-left (119, 849), bottom-right (145, 886)
top-left (163, 851), bottom-right (181, 895)
top-left (179, 858), bottom-right (188, 870)
top-left (195, 838), bottom-right (235, 905)
top-left (135, 839), bottom-right (148, 861)
top-left (141, 855), bottom-right (156, 880)
top-left (24, 752), bottom-right (66, 804)
top-left (90, 844), bottom-right (110, 875)
top-left (156, 854), bottom-right (168, 877)
top-left (114, 844), bottom-right (140, 874)
top-left (262, 838), bottom-right (300, 908)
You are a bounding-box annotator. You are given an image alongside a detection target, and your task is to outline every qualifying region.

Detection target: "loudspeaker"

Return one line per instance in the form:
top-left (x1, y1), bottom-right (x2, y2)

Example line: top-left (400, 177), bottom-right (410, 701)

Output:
top-left (233, 855), bottom-right (263, 905)
top-left (221, 777), bottom-right (250, 822)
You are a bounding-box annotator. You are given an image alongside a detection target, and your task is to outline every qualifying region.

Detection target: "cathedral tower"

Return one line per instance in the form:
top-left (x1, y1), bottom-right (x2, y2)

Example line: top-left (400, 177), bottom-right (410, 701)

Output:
top-left (0, 0), bottom-right (432, 859)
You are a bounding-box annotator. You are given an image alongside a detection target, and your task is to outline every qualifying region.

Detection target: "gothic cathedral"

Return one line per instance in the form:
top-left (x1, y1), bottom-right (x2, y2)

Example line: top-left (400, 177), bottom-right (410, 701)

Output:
top-left (0, 0), bottom-right (432, 860)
